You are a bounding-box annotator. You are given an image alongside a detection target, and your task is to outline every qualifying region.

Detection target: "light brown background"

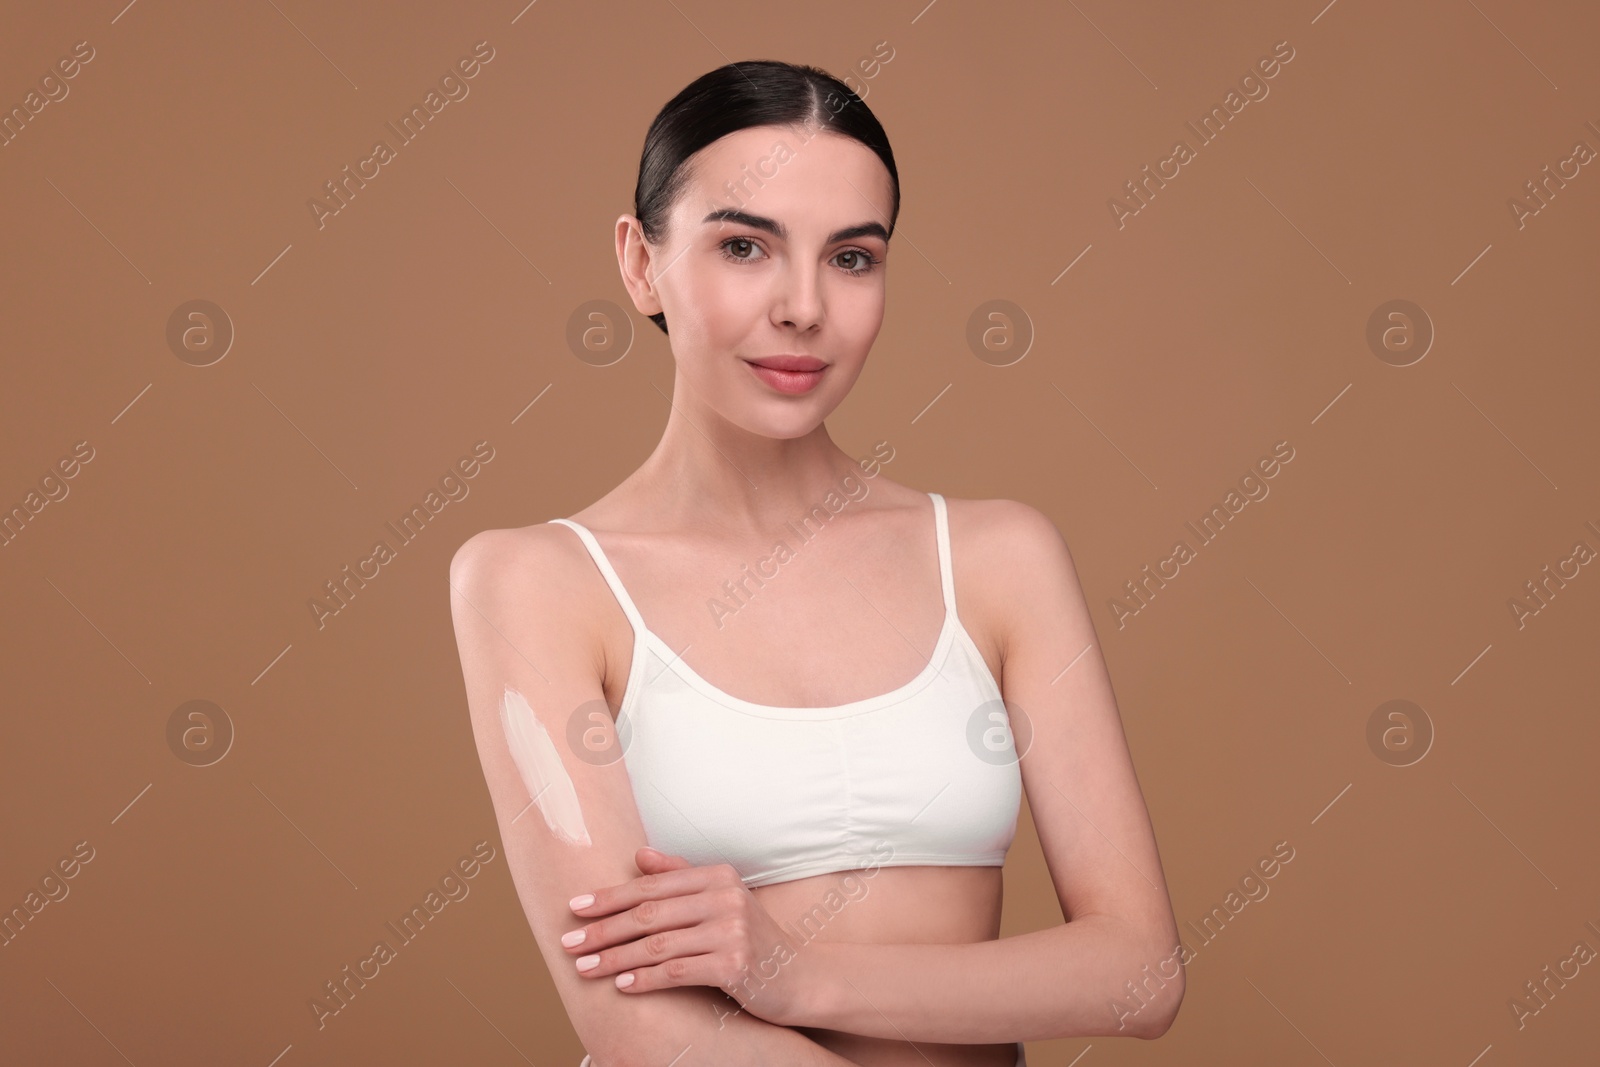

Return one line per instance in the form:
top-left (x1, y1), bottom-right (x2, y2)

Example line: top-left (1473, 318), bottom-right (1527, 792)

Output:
top-left (3, 1), bottom-right (1597, 1064)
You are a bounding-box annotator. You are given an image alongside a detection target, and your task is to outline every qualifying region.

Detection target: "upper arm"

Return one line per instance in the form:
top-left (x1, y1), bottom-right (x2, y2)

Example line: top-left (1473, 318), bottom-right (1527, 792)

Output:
top-left (448, 531), bottom-right (723, 1062)
top-left (449, 527), bottom-right (786, 1065)
top-left (980, 501), bottom-right (1180, 948)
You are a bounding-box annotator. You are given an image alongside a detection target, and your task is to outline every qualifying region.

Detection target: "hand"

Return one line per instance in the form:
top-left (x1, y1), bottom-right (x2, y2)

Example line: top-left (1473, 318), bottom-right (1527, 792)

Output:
top-left (561, 846), bottom-right (815, 1025)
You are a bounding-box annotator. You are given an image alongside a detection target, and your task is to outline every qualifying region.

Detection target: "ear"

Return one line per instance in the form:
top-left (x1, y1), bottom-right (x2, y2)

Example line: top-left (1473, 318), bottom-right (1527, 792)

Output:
top-left (614, 215), bottom-right (663, 320)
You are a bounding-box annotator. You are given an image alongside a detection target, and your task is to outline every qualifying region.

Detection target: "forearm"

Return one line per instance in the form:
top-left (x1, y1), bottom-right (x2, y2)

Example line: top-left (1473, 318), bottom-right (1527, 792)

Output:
top-left (793, 915), bottom-right (1183, 1043)
top-left (602, 986), bottom-right (868, 1067)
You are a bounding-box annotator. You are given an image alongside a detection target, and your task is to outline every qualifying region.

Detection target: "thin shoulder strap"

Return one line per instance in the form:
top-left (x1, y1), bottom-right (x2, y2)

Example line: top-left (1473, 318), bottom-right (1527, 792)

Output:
top-left (548, 518), bottom-right (648, 637)
top-left (928, 492), bottom-right (959, 619)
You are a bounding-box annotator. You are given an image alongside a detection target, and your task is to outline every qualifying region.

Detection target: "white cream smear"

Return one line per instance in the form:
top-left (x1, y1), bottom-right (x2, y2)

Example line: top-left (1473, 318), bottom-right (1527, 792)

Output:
top-left (500, 684), bottom-right (591, 846)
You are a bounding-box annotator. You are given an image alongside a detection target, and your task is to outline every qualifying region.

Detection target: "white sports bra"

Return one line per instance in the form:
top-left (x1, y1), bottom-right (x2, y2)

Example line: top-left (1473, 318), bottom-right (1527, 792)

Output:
top-left (549, 492), bottom-right (1023, 889)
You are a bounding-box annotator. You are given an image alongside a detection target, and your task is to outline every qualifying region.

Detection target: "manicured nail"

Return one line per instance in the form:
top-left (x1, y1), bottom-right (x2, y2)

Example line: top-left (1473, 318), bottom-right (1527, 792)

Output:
top-left (569, 894), bottom-right (594, 910)
top-left (576, 954), bottom-right (600, 972)
top-left (560, 928), bottom-right (586, 948)
top-left (615, 973), bottom-right (635, 989)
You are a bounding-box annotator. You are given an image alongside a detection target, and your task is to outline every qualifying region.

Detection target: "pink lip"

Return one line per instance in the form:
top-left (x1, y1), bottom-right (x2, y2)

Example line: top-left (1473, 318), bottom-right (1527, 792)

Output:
top-left (742, 355), bottom-right (828, 395)
top-left (746, 355), bottom-right (827, 371)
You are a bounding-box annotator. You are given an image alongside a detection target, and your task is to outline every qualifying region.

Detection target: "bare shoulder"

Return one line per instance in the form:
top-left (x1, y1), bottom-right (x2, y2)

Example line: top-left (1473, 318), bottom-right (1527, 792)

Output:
top-left (447, 522), bottom-right (612, 674)
top-left (450, 521), bottom-right (602, 609)
top-left (940, 495), bottom-right (1086, 660)
top-left (451, 521), bottom-right (573, 586)
top-left (941, 495), bottom-right (1077, 584)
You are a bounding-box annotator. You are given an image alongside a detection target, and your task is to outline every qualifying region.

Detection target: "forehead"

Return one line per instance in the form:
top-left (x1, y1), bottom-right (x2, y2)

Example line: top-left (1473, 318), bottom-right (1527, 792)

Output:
top-left (679, 124), bottom-right (893, 231)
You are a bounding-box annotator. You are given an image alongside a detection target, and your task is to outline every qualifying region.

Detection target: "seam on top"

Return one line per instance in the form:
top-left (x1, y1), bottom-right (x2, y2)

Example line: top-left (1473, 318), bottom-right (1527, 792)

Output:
top-left (743, 852), bottom-right (1010, 889)
top-left (641, 613), bottom-right (958, 719)
top-left (557, 493), bottom-right (966, 719)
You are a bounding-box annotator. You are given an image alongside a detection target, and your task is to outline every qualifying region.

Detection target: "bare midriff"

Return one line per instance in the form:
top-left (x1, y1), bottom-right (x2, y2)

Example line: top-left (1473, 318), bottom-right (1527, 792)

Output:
top-left (749, 864), bottom-right (1021, 1066)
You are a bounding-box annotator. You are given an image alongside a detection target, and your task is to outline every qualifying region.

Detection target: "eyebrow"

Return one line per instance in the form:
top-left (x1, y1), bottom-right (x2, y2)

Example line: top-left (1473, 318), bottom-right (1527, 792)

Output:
top-left (701, 207), bottom-right (890, 245)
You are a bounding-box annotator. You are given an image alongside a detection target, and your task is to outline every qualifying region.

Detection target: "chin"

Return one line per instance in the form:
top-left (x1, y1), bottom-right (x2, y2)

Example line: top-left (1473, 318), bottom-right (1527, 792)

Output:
top-left (733, 405), bottom-right (831, 440)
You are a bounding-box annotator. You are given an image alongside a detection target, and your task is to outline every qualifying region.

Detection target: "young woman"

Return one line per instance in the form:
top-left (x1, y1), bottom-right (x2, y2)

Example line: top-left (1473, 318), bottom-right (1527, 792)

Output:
top-left (450, 60), bottom-right (1183, 1066)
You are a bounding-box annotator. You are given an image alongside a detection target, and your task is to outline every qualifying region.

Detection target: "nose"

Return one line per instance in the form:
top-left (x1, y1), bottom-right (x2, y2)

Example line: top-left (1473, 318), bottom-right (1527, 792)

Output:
top-left (771, 261), bottom-right (823, 332)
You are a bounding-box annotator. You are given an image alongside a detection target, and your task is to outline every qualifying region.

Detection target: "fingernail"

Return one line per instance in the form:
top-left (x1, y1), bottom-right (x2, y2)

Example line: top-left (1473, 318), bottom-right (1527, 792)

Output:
top-left (560, 928), bottom-right (586, 948)
top-left (569, 894), bottom-right (594, 910)
top-left (576, 954), bottom-right (600, 972)
top-left (616, 973), bottom-right (635, 988)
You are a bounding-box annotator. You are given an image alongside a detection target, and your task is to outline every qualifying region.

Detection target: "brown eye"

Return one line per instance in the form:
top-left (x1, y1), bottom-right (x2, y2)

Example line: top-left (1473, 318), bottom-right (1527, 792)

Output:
top-left (833, 248), bottom-right (877, 275)
top-left (719, 237), bottom-right (764, 263)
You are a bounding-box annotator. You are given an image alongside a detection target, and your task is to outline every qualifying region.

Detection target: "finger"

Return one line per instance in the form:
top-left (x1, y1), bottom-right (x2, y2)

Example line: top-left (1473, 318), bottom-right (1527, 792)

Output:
top-left (635, 846), bottom-right (693, 873)
top-left (574, 862), bottom-right (741, 918)
top-left (573, 922), bottom-right (724, 981)
top-left (564, 889), bottom-right (719, 955)
top-left (613, 951), bottom-right (734, 995)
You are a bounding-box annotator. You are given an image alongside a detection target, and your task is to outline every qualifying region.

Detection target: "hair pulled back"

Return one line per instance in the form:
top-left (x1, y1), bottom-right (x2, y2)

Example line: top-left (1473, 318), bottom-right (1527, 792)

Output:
top-left (632, 59), bottom-right (900, 335)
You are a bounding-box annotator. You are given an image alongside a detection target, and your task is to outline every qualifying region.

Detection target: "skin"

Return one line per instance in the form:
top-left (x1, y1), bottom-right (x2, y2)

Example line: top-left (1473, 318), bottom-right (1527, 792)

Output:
top-left (451, 120), bottom-right (1184, 1066)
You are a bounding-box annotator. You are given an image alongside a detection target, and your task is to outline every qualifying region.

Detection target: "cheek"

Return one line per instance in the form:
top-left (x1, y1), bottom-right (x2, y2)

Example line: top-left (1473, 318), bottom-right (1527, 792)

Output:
top-left (832, 284), bottom-right (886, 352)
top-left (671, 262), bottom-right (763, 343)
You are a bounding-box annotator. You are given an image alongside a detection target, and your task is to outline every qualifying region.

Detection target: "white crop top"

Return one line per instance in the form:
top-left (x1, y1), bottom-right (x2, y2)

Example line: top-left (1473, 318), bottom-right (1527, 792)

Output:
top-left (548, 492), bottom-right (1023, 889)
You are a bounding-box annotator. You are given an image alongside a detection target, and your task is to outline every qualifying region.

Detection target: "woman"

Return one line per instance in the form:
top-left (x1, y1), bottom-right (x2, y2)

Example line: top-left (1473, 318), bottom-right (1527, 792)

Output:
top-left (450, 60), bottom-right (1183, 1066)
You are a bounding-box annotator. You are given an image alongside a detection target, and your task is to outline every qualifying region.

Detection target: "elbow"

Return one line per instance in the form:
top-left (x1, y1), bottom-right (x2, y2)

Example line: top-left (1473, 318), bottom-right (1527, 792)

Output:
top-left (1101, 921), bottom-right (1185, 1041)
top-left (1137, 964), bottom-right (1185, 1040)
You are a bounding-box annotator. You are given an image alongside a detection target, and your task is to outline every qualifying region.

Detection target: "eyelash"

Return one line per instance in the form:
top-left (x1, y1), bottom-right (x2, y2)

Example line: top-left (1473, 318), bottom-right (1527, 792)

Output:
top-left (717, 237), bottom-right (879, 276)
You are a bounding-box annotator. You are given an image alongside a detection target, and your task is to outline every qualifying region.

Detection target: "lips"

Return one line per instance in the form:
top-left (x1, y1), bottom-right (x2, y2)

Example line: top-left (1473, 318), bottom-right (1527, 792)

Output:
top-left (745, 355), bottom-right (827, 371)
top-left (741, 355), bottom-right (828, 395)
